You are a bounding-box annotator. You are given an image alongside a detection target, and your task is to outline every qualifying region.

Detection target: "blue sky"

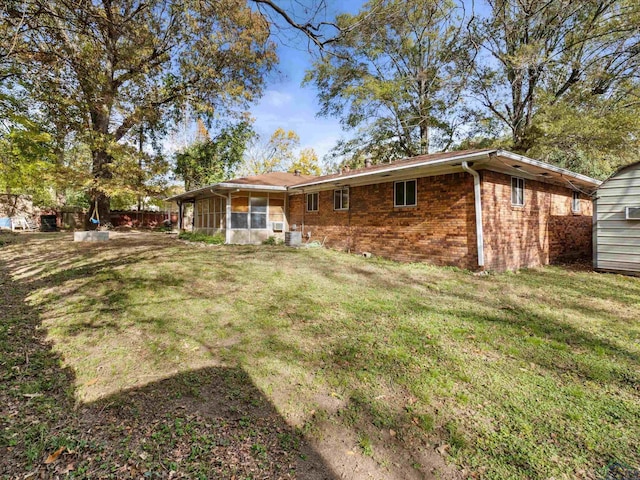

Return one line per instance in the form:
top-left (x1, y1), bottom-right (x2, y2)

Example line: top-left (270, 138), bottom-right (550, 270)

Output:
top-left (249, 0), bottom-right (364, 167)
top-left (250, 0), bottom-right (486, 168)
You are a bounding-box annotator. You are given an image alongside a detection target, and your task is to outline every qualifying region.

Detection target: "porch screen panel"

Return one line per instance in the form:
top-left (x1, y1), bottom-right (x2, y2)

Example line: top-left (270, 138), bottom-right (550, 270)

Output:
top-left (207, 198), bottom-right (218, 230)
top-left (250, 196), bottom-right (267, 229)
top-left (269, 198), bottom-right (285, 223)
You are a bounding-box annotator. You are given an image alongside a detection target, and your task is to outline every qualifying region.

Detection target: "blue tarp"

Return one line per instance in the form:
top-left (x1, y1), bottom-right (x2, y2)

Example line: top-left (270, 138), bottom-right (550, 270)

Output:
top-left (0, 217), bottom-right (11, 229)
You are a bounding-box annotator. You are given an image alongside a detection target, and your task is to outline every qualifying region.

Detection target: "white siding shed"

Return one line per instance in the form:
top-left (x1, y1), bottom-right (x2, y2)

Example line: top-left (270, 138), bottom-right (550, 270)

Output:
top-left (594, 161), bottom-right (640, 275)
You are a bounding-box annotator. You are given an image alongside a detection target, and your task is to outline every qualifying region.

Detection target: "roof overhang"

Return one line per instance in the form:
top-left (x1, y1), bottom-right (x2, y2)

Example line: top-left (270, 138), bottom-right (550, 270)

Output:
top-left (166, 182), bottom-right (288, 202)
top-left (288, 150), bottom-right (602, 193)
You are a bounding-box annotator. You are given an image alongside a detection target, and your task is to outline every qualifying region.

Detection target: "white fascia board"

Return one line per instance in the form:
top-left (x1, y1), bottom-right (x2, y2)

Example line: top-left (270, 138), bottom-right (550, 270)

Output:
top-left (495, 150), bottom-right (602, 187)
top-left (289, 151), bottom-right (495, 190)
top-left (165, 182), bottom-right (287, 201)
top-left (216, 183), bottom-right (288, 191)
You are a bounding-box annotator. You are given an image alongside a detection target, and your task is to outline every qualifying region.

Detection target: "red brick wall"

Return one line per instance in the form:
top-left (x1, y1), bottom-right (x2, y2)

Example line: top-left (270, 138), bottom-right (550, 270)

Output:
top-left (481, 170), bottom-right (593, 271)
top-left (289, 173), bottom-right (479, 268)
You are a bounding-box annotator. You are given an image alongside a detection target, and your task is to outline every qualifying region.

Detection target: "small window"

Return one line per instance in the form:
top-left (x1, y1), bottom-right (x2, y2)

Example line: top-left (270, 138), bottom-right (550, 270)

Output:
top-left (572, 191), bottom-right (581, 213)
top-left (394, 180), bottom-right (417, 207)
top-left (626, 206), bottom-right (640, 220)
top-left (306, 192), bottom-right (319, 212)
top-left (334, 188), bottom-right (349, 210)
top-left (511, 177), bottom-right (525, 206)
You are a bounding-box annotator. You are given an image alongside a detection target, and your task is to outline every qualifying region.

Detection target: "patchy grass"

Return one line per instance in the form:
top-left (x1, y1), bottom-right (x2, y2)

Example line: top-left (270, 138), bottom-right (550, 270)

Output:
top-left (1, 232), bottom-right (639, 479)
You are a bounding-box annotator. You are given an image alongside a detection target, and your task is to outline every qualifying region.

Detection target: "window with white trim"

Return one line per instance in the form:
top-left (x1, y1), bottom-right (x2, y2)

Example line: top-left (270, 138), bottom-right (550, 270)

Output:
top-left (626, 206), bottom-right (640, 220)
top-left (511, 177), bottom-right (525, 206)
top-left (394, 180), bottom-right (417, 207)
top-left (572, 191), bottom-right (581, 213)
top-left (306, 192), bottom-right (319, 212)
top-left (334, 188), bottom-right (349, 210)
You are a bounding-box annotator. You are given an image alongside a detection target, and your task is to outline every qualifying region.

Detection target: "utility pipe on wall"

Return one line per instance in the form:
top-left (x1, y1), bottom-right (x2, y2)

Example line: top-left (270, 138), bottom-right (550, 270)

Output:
top-left (461, 161), bottom-right (485, 267)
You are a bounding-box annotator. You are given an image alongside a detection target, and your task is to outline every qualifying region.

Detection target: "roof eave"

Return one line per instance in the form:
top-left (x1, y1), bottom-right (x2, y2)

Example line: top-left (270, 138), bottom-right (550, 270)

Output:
top-left (289, 150), bottom-right (496, 189)
top-left (165, 182), bottom-right (289, 202)
top-left (495, 150), bottom-right (602, 187)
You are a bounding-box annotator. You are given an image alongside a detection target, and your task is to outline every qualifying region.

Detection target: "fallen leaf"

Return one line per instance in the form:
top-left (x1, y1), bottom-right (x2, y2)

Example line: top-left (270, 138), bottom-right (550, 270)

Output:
top-left (389, 429), bottom-right (396, 437)
top-left (44, 446), bottom-right (65, 464)
top-left (22, 393), bottom-right (43, 398)
top-left (85, 378), bottom-right (99, 386)
top-left (346, 450), bottom-right (355, 456)
top-left (436, 444), bottom-right (450, 456)
top-left (62, 463), bottom-right (75, 474)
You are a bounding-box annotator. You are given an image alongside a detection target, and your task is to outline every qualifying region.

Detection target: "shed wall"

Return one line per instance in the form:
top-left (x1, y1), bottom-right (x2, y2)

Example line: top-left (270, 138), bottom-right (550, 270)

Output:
top-left (594, 163), bottom-right (640, 274)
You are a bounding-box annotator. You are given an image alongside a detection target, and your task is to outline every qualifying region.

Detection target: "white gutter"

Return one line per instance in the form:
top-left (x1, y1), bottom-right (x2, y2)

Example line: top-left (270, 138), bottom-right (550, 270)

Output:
top-left (461, 161), bottom-right (485, 267)
top-left (166, 182), bottom-right (288, 202)
top-left (495, 150), bottom-right (601, 187)
top-left (290, 151), bottom-right (494, 189)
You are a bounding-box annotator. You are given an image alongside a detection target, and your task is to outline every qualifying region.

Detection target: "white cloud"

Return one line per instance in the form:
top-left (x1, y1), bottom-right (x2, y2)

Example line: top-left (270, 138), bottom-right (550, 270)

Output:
top-left (262, 90), bottom-right (294, 108)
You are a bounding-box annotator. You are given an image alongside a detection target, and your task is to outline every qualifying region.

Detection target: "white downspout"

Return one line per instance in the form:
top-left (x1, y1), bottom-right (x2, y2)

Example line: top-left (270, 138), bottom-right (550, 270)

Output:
top-left (461, 161), bottom-right (485, 267)
top-left (226, 191), bottom-right (232, 244)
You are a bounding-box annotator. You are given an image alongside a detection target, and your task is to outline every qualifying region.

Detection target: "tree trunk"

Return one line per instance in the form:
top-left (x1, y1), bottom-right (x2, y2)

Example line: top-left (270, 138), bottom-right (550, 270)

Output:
top-left (86, 147), bottom-right (113, 230)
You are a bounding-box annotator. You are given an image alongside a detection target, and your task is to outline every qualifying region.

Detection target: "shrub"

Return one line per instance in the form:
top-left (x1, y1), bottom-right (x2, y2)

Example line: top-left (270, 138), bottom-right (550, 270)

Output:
top-left (262, 236), bottom-right (277, 245)
top-left (178, 231), bottom-right (225, 244)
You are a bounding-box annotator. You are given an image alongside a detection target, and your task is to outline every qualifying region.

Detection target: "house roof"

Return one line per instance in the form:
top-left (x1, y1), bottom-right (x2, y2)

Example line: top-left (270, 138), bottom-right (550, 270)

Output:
top-left (290, 148), bottom-right (495, 186)
top-left (289, 148), bottom-right (602, 192)
top-left (166, 172), bottom-right (316, 202)
top-left (167, 149), bottom-right (602, 202)
top-left (227, 171), bottom-right (316, 186)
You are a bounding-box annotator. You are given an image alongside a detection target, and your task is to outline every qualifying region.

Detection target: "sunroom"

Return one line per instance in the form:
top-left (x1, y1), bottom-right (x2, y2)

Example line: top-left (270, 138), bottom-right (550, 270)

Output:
top-left (166, 172), bottom-right (312, 244)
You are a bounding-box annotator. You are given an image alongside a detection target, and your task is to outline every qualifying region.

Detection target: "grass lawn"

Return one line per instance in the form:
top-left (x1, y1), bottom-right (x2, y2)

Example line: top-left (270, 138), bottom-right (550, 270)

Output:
top-left (1, 232), bottom-right (639, 479)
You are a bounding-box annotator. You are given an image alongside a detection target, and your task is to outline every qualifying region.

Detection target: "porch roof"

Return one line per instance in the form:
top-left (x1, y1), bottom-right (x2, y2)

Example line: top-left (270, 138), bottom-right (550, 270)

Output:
top-left (166, 172), bottom-right (316, 202)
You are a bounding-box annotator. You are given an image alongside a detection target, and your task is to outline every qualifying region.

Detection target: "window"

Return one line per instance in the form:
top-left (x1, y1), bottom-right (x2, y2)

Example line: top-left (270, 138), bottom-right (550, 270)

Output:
top-left (250, 196), bottom-right (267, 229)
top-left (334, 188), bottom-right (349, 210)
top-left (394, 180), bottom-right (417, 207)
top-left (230, 195), bottom-right (268, 229)
top-left (306, 192), bottom-right (319, 212)
top-left (626, 206), bottom-right (640, 220)
top-left (511, 177), bottom-right (525, 206)
top-left (572, 191), bottom-right (581, 213)
top-left (231, 196), bottom-right (249, 229)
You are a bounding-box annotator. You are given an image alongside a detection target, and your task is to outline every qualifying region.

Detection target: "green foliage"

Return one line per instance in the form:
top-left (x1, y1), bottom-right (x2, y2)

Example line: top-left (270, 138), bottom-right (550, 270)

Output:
top-left (467, 0), bottom-right (640, 176)
top-left (175, 123), bottom-right (254, 190)
top-left (178, 231), bottom-right (225, 244)
top-left (0, 118), bottom-right (57, 205)
top-left (262, 236), bottom-right (283, 246)
top-left (3, 0), bottom-right (277, 217)
top-left (305, 0), bottom-right (471, 165)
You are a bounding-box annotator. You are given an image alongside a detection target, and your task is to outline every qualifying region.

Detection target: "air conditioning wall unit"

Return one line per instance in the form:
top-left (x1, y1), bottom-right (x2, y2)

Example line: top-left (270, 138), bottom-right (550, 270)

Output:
top-left (626, 206), bottom-right (640, 220)
top-left (272, 221), bottom-right (285, 231)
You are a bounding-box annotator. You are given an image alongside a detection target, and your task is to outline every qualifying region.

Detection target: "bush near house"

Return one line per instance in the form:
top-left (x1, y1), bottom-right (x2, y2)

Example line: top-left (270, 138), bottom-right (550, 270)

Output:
top-left (177, 231), bottom-right (225, 244)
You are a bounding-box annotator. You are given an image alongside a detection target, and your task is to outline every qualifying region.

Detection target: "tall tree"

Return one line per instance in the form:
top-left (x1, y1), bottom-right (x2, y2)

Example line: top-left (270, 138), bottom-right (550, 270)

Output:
top-left (2, 0), bottom-right (277, 226)
top-left (468, 0), bottom-right (640, 154)
top-left (241, 128), bottom-right (321, 175)
top-left (174, 123), bottom-right (253, 191)
top-left (305, 0), bottom-right (471, 165)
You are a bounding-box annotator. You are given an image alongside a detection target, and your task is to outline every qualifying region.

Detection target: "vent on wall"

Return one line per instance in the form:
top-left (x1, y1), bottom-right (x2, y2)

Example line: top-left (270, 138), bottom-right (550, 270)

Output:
top-left (272, 221), bottom-right (285, 231)
top-left (626, 206), bottom-right (640, 220)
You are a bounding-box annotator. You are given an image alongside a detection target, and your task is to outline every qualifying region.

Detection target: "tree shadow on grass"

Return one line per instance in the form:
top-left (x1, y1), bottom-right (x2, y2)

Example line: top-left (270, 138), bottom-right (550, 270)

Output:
top-left (0, 256), bottom-right (338, 479)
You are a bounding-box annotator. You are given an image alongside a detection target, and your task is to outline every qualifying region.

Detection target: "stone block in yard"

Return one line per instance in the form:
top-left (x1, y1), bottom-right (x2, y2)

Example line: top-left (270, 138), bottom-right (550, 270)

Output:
top-left (74, 231), bottom-right (109, 242)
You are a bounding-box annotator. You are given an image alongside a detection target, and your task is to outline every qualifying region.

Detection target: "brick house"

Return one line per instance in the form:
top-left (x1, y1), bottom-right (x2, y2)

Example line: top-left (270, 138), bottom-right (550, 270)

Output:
top-left (168, 149), bottom-right (601, 271)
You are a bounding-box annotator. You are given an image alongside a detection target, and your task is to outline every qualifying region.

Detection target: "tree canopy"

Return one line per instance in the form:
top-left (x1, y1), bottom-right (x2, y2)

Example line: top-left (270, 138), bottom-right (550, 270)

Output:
top-left (2, 0), bottom-right (278, 223)
top-left (305, 0), bottom-right (471, 166)
top-left (241, 128), bottom-right (322, 176)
